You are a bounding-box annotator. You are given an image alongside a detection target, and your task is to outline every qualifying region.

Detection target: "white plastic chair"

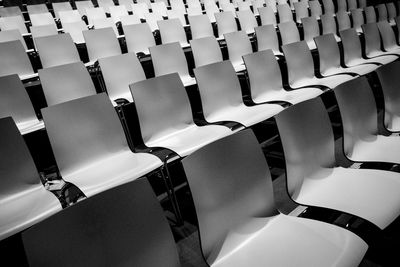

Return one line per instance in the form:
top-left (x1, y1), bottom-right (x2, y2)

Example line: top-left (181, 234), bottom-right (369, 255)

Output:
top-left (351, 8), bottom-right (364, 33)
top-left (336, 11), bottom-right (351, 32)
top-left (52, 2), bottom-right (73, 20)
top-left (123, 23), bottom-right (155, 54)
top-left (301, 16), bottom-right (319, 50)
top-left (321, 13), bottom-right (340, 40)
top-left (309, 0), bottom-right (322, 19)
top-left (27, 4), bottom-right (48, 15)
top-left (277, 3), bottom-right (293, 23)
top-left (255, 25), bottom-right (281, 55)
top-left (109, 5), bottom-right (129, 23)
top-left (189, 14), bottom-right (214, 39)
top-left (215, 11), bottom-right (238, 38)
top-left (158, 18), bottom-right (189, 47)
top-left (93, 17), bottom-right (119, 36)
top-left (59, 10), bottom-right (82, 25)
top-left (83, 27), bottom-right (121, 63)
top-left (120, 14), bottom-right (141, 26)
top-left (294, 1), bottom-right (308, 23)
top-left (97, 0), bottom-right (115, 14)
top-left (258, 6), bottom-right (277, 26)
top-left (278, 21), bottom-right (300, 45)
top-left (151, 1), bottom-right (168, 17)
top-left (144, 12), bottom-right (163, 31)
top-left (75, 0), bottom-right (94, 17)
top-left (224, 30), bottom-right (253, 71)
top-left (167, 9), bottom-right (187, 26)
top-left (0, 15), bottom-right (28, 34)
top-left (0, 40), bottom-right (36, 80)
top-left (364, 6), bottom-right (377, 23)
top-left (30, 12), bottom-right (56, 27)
top-left (131, 2), bottom-right (150, 19)
top-left (62, 21), bottom-right (88, 44)
top-left (85, 7), bottom-right (107, 25)
top-left (237, 9), bottom-right (258, 34)
top-left (0, 28), bottom-right (28, 50)
top-left (190, 36), bottom-right (223, 67)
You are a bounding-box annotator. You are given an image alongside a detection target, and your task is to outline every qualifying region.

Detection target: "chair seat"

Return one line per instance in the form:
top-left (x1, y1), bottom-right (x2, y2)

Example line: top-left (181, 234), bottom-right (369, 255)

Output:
top-left (206, 103), bottom-right (284, 127)
top-left (348, 135), bottom-right (400, 163)
top-left (20, 73), bottom-right (38, 81)
top-left (64, 150), bottom-right (163, 197)
top-left (253, 87), bottom-right (323, 105)
top-left (295, 167), bottom-right (400, 229)
top-left (18, 119), bottom-right (44, 135)
top-left (210, 214), bottom-right (367, 267)
top-left (306, 40), bottom-right (317, 50)
top-left (385, 115), bottom-right (400, 132)
top-left (339, 63), bottom-right (380, 76)
top-left (291, 74), bottom-right (355, 89)
top-left (146, 123), bottom-right (233, 157)
top-left (0, 184), bottom-right (62, 240)
top-left (347, 57), bottom-right (382, 67)
top-left (181, 75), bottom-right (197, 87)
top-left (233, 63), bottom-right (246, 72)
top-left (367, 53), bottom-right (399, 65)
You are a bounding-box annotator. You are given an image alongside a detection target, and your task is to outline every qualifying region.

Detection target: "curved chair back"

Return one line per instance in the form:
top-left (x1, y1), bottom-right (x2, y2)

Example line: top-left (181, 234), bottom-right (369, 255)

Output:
top-left (99, 53), bottom-right (146, 103)
top-left (92, 17), bottom-right (119, 36)
top-left (258, 6), bottom-right (277, 26)
top-left (339, 28), bottom-right (362, 66)
top-left (386, 2), bottom-right (396, 21)
top-left (86, 7), bottom-right (106, 25)
top-left (0, 28), bottom-right (27, 49)
top-left (294, 1), bottom-right (308, 23)
top-left (0, 15), bottom-right (28, 34)
top-left (35, 33), bottom-right (81, 68)
top-left (123, 23), bottom-right (155, 54)
top-left (27, 4), bottom-right (48, 14)
top-left (237, 9), bottom-right (258, 33)
top-left (109, 5), bottom-right (128, 22)
top-left (314, 33), bottom-right (341, 75)
top-left (62, 21), bottom-right (87, 44)
top-left (181, 129), bottom-right (277, 262)
top-left (130, 73), bottom-right (194, 144)
top-left (31, 24), bottom-right (58, 41)
top-left (302, 16), bottom-right (319, 46)
top-left (0, 40), bottom-right (34, 78)
top-left (275, 98), bottom-right (336, 197)
top-left (377, 21), bottom-right (398, 51)
top-left (359, 0), bottom-right (367, 8)
top-left (30, 12), bottom-right (54, 27)
top-left (347, 0), bottom-right (357, 11)
top-left (362, 22), bottom-right (382, 57)
top-left (190, 36), bottom-right (223, 67)
top-left (278, 21), bottom-right (300, 45)
top-left (39, 62), bottom-right (96, 106)
top-left (189, 14), bottom-right (214, 39)
top-left (309, 0), bottom-right (322, 19)
top-left (22, 179), bottom-right (181, 267)
top-left (282, 41), bottom-right (314, 86)
top-left (158, 18), bottom-right (187, 45)
top-left (0, 6), bottom-right (23, 18)
top-left (132, 2), bottom-right (150, 19)
top-left (321, 13), bottom-right (337, 36)
top-left (167, 9), bottom-right (186, 25)
top-left (351, 8), bottom-right (364, 32)
top-left (224, 30), bottom-right (252, 68)
top-left (376, 3), bottom-right (387, 22)
top-left (255, 25), bottom-right (280, 54)
top-left (120, 14), bottom-right (141, 26)
top-left (321, 0), bottom-right (334, 14)
top-left (215, 11), bottom-right (237, 38)
top-left (277, 3), bottom-right (292, 23)
top-left (75, 0), bottom-right (94, 16)
top-left (59, 10), bottom-right (81, 24)
top-left (337, 11), bottom-right (351, 32)
top-left (334, 77), bottom-right (378, 156)
top-left (364, 6), bottom-right (377, 23)
top-left (83, 27), bottom-right (121, 62)
top-left (337, 0), bottom-right (347, 12)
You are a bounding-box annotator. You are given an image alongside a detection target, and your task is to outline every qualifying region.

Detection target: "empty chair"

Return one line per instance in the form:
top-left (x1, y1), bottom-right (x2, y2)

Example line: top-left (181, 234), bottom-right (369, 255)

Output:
top-left (364, 6), bottom-right (377, 23)
top-left (0, 40), bottom-right (36, 80)
top-left (336, 11), bottom-right (351, 32)
top-left (309, 0), bottom-right (322, 19)
top-left (22, 179), bottom-right (179, 267)
top-left (294, 1), bottom-right (308, 23)
top-left (221, 2), bottom-right (236, 15)
top-left (170, 0), bottom-right (186, 13)
top-left (314, 33), bottom-right (377, 76)
top-left (301, 16), bottom-right (319, 50)
top-left (35, 33), bottom-right (81, 68)
top-left (75, 0), bottom-right (94, 17)
top-left (348, 0), bottom-right (357, 11)
top-left (0, 74), bottom-right (44, 134)
top-left (189, 14), bottom-right (214, 39)
top-left (120, 14), bottom-right (141, 26)
top-left (377, 21), bottom-right (400, 55)
top-left (359, 0), bottom-right (367, 8)
top-left (0, 29), bottom-right (27, 50)
top-left (93, 17), bottom-right (119, 36)
top-left (86, 7), bottom-right (107, 25)
top-left (119, 0), bottom-right (134, 12)
top-left (59, 10), bottom-right (82, 25)
top-left (0, 117), bottom-right (62, 241)
top-left (275, 96), bottom-right (400, 231)
top-left (52, 2), bottom-right (73, 20)
top-left (190, 36), bottom-right (223, 67)
top-left (204, 3), bottom-right (219, 23)
top-left (0, 16), bottom-right (28, 35)
top-left (27, 3), bottom-right (48, 14)
top-left (30, 12), bottom-right (56, 27)
top-left (39, 62), bottom-right (96, 106)
top-left (150, 42), bottom-right (196, 86)
top-left (151, 1), bottom-right (168, 17)
top-left (131, 2), bottom-right (150, 19)
top-left (215, 11), bottom-right (238, 38)
top-left (282, 41), bottom-right (355, 89)
top-left (97, 0), bottom-right (115, 14)
top-left (376, 61), bottom-right (400, 131)
top-left (255, 25), bottom-right (281, 55)
top-left (237, 0), bottom-right (252, 11)
top-left (265, 0), bottom-right (278, 12)
top-left (252, 0), bottom-right (264, 15)
top-left (278, 21), bottom-right (300, 45)
top-left (144, 12), bottom-right (163, 32)
top-left (62, 21), bottom-right (87, 44)
top-left (167, 9), bottom-right (186, 26)
top-left (98, 53), bottom-right (146, 104)
top-left (123, 23), bottom-right (155, 55)
top-left (361, 23), bottom-right (399, 64)
top-left (376, 3), bottom-right (388, 22)
top-left (321, 13), bottom-right (340, 40)
top-left (258, 6), bottom-right (277, 26)
top-left (0, 6), bottom-right (23, 18)
top-left (30, 24), bottom-right (58, 41)
top-left (335, 77), bottom-right (400, 164)
top-left (237, 9), bottom-right (258, 34)
top-left (41, 93), bottom-right (163, 197)
top-left (386, 2), bottom-right (397, 24)
top-left (321, 0), bottom-right (335, 14)
top-left (158, 18), bottom-right (189, 47)
top-left (186, 6), bottom-right (203, 17)
top-left (243, 49), bottom-right (322, 105)
top-left (224, 30), bottom-right (253, 72)
top-left (109, 5), bottom-right (129, 23)
top-left (194, 61), bottom-right (284, 127)
top-left (130, 73), bottom-right (233, 157)
top-left (277, 3), bottom-right (293, 23)
top-left (337, 0), bottom-right (347, 12)
top-left (187, 0), bottom-right (202, 9)
top-left (181, 129), bottom-right (368, 267)
top-left (83, 27), bottom-right (121, 64)
top-left (351, 8), bottom-right (364, 33)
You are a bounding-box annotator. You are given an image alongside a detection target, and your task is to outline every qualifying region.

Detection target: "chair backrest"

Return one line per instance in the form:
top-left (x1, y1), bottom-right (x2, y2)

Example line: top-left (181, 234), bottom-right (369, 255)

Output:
top-left (39, 62), bottom-right (96, 106)
top-left (314, 33), bottom-right (341, 75)
top-left (52, 2), bottom-right (72, 20)
top-left (278, 21), bottom-right (300, 45)
top-left (151, 1), bottom-right (168, 17)
top-left (204, 3), bottom-right (219, 23)
top-left (321, 0), bottom-right (334, 14)
top-left (376, 3), bottom-right (387, 21)
top-left (321, 14), bottom-right (337, 35)
top-left (167, 9), bottom-right (186, 26)
top-left (376, 61), bottom-right (400, 131)
top-left (361, 22), bottom-right (382, 57)
top-left (252, 0), bottom-right (264, 15)
top-left (309, 0), bottom-right (322, 19)
top-left (386, 2), bottom-right (397, 21)
top-left (243, 49), bottom-right (284, 102)
top-left (59, 10), bottom-right (82, 25)
top-left (22, 178), bottom-right (180, 267)
top-left (337, 0), bottom-right (347, 12)
top-left (189, 14), bottom-right (214, 39)
top-left (187, 0), bottom-right (201, 9)
top-left (364, 6), bottom-right (377, 23)
top-left (75, 0), bottom-right (94, 16)
top-left (109, 5), bottom-right (129, 23)
top-left (31, 24), bottom-right (58, 41)
top-left (0, 74), bottom-right (38, 129)
top-left (339, 28), bottom-right (362, 66)
top-left (258, 6), bottom-right (277, 26)
top-left (41, 93), bottom-right (129, 178)
top-left (348, 0), bottom-right (357, 11)
top-left (158, 18), bottom-right (187, 45)
top-left (377, 20), bottom-right (398, 51)
top-left (282, 41), bottom-right (314, 86)
top-left (0, 6), bottom-right (23, 18)
top-left (137, 0), bottom-right (151, 8)
top-left (0, 116), bottom-right (42, 197)
top-left (275, 97), bottom-right (336, 197)
top-left (130, 73), bottom-right (194, 144)
top-left (0, 29), bottom-right (27, 50)
top-left (144, 12), bottom-right (163, 31)
top-left (35, 33), bottom-right (80, 68)
top-left (181, 129), bottom-right (277, 263)
top-left (190, 36), bottom-right (223, 67)
top-left (0, 15), bottom-right (28, 34)
top-left (149, 42), bottom-right (191, 81)
top-left (86, 7), bottom-right (107, 25)
top-left (334, 77), bottom-right (378, 157)
top-left (0, 40), bottom-right (34, 78)
top-left (277, 3), bottom-right (293, 23)
top-left (215, 11), bottom-right (237, 38)
top-left (170, 0), bottom-right (186, 12)
top-left (98, 0), bottom-right (115, 13)
top-left (99, 53), bottom-right (146, 103)
top-left (266, 0), bottom-right (278, 12)
top-left (93, 17), bottom-right (119, 36)
top-left (186, 6), bottom-right (203, 16)
top-left (301, 16), bottom-right (319, 45)
top-left (336, 11), bottom-right (351, 31)
top-left (83, 27), bottom-right (121, 62)
top-left (30, 12), bottom-right (55, 27)
top-left (224, 30), bottom-right (253, 67)
top-left (123, 23), bottom-right (155, 54)
top-left (120, 14), bottom-right (141, 26)
top-left (131, 2), bottom-right (150, 18)
top-left (194, 61), bottom-right (244, 119)
top-left (351, 8), bottom-right (364, 32)
top-left (255, 25), bottom-right (280, 54)
top-left (238, 0), bottom-right (251, 11)
top-left (27, 3), bottom-right (48, 14)
top-left (62, 21), bottom-right (87, 44)
top-left (294, 1), bottom-right (308, 23)
top-left (237, 9), bottom-right (258, 33)
top-left (119, 0), bottom-right (134, 12)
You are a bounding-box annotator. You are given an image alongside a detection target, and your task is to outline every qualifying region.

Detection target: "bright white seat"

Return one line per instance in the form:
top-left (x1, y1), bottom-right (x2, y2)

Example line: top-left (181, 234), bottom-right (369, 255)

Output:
top-left (123, 23), bottom-right (155, 55)
top-left (83, 27), bottom-right (121, 63)
top-left (30, 12), bottom-right (56, 27)
top-left (0, 15), bottom-right (28, 35)
top-left (27, 4), bottom-right (48, 15)
top-left (85, 7), bottom-right (106, 26)
top-left (120, 14), bottom-right (141, 26)
top-left (158, 18), bottom-right (189, 47)
top-left (52, 2), bottom-right (73, 20)
top-left (189, 14), bottom-right (214, 39)
top-left (109, 5), bottom-right (129, 23)
top-left (237, 9), bottom-right (258, 34)
top-left (98, 0), bottom-right (115, 14)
